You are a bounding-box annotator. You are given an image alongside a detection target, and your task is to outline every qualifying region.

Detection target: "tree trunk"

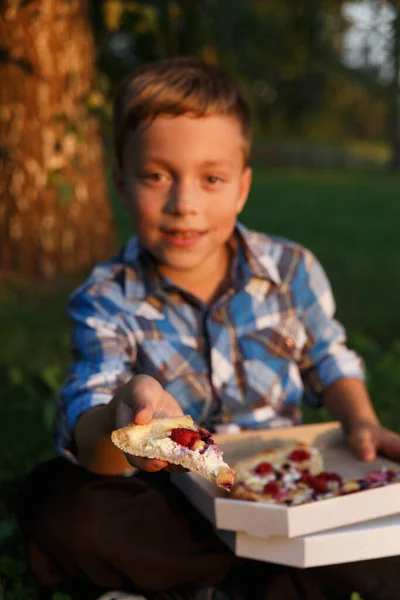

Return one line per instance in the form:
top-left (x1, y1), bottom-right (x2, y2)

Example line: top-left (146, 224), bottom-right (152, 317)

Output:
top-left (0, 0), bottom-right (116, 279)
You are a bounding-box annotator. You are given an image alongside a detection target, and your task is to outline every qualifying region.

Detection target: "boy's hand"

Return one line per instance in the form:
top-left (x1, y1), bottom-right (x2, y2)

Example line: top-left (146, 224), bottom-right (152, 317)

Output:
top-left (114, 374), bottom-right (184, 472)
top-left (348, 422), bottom-right (400, 463)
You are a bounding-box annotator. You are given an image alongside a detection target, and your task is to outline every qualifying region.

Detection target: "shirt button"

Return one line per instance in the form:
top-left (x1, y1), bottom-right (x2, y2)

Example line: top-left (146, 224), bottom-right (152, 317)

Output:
top-left (284, 337), bottom-right (294, 350)
top-left (159, 363), bottom-right (166, 373)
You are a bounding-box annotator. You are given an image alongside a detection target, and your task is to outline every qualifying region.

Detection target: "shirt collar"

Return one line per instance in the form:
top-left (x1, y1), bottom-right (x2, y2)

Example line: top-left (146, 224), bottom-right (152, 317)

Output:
top-left (121, 222), bottom-right (281, 300)
top-left (235, 223), bottom-right (281, 285)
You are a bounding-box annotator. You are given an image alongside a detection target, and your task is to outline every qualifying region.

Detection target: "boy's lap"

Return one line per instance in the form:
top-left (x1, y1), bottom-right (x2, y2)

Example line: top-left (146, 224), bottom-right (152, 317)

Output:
top-left (16, 458), bottom-right (237, 590)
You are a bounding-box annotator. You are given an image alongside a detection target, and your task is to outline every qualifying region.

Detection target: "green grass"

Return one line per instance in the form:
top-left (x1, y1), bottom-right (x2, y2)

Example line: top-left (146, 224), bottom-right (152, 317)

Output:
top-left (1, 167), bottom-right (399, 599)
top-left (244, 169), bottom-right (400, 338)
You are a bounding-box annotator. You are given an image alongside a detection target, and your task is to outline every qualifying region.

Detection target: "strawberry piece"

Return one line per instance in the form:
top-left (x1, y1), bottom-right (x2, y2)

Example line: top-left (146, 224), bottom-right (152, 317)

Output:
top-left (318, 471), bottom-right (343, 485)
top-left (300, 473), bottom-right (328, 492)
top-left (170, 428), bottom-right (198, 447)
top-left (254, 462), bottom-right (274, 476)
top-left (289, 448), bottom-right (311, 462)
top-left (300, 473), bottom-right (315, 487)
top-left (312, 477), bottom-right (329, 493)
top-left (263, 481), bottom-right (280, 497)
top-left (188, 433), bottom-right (203, 450)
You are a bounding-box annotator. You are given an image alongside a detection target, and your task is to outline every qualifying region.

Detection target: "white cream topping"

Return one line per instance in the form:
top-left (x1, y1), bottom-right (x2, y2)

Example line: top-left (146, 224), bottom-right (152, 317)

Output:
top-left (281, 467), bottom-right (302, 485)
top-left (289, 489), bottom-right (314, 505)
top-left (244, 474), bottom-right (274, 492)
top-left (143, 436), bottom-right (228, 475)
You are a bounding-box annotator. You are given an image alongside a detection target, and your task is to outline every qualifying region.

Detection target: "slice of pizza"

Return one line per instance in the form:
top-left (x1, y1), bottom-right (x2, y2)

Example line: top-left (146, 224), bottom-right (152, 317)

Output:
top-left (111, 415), bottom-right (235, 490)
top-left (231, 443), bottom-right (325, 504)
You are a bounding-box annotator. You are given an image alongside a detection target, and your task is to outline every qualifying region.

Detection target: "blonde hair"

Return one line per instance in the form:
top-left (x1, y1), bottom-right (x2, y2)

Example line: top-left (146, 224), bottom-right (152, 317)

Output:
top-left (113, 57), bottom-right (252, 166)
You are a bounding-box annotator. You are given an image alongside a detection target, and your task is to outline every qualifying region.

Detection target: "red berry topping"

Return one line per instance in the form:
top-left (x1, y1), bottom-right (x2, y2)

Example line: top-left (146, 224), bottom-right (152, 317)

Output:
top-left (198, 428), bottom-right (214, 444)
top-left (263, 481), bottom-right (280, 497)
top-left (254, 462), bottom-right (274, 476)
top-left (188, 433), bottom-right (203, 450)
top-left (318, 471), bottom-right (343, 485)
top-left (289, 448), bottom-right (311, 462)
top-left (313, 477), bottom-right (329, 493)
top-left (363, 470), bottom-right (390, 486)
top-left (300, 473), bottom-right (314, 485)
top-left (300, 473), bottom-right (328, 492)
top-left (170, 428), bottom-right (199, 447)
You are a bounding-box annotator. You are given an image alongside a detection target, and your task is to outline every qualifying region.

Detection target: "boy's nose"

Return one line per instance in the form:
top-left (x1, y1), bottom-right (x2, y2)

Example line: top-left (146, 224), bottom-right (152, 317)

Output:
top-left (166, 180), bottom-right (197, 215)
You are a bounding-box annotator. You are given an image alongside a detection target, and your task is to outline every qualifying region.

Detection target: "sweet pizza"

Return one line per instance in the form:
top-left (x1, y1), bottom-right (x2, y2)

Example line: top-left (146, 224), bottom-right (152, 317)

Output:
top-left (111, 415), bottom-right (236, 490)
top-left (231, 443), bottom-right (400, 506)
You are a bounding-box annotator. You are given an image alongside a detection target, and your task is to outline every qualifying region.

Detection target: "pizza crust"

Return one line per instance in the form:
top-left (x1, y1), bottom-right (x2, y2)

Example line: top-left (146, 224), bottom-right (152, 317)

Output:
top-left (111, 416), bottom-right (235, 489)
top-left (111, 415), bottom-right (194, 454)
top-left (231, 483), bottom-right (263, 502)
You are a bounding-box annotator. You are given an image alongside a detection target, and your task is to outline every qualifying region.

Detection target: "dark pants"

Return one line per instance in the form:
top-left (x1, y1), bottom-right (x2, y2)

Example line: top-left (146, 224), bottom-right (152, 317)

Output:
top-left (15, 458), bottom-right (400, 599)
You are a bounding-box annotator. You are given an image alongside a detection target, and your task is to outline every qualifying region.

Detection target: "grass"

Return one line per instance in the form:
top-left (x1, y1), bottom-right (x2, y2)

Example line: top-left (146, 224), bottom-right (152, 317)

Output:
top-left (245, 169), bottom-right (400, 338)
top-left (1, 167), bottom-right (400, 598)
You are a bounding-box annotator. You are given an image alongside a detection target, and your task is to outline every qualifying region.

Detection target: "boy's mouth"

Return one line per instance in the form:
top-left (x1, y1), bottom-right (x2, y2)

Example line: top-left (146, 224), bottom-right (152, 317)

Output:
top-left (160, 228), bottom-right (207, 247)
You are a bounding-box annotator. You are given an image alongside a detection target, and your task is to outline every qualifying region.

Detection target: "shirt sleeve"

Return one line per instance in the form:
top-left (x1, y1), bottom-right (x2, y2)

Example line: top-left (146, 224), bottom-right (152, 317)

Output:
top-left (294, 249), bottom-right (365, 406)
top-left (53, 284), bottom-right (135, 461)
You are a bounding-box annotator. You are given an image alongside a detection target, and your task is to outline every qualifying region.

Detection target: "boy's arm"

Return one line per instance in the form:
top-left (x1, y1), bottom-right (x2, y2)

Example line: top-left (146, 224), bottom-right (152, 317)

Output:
top-left (323, 378), bottom-right (400, 462)
top-left (296, 250), bottom-right (400, 463)
top-left (55, 289), bottom-right (182, 475)
top-left (54, 288), bottom-right (133, 474)
top-left (74, 396), bottom-right (129, 476)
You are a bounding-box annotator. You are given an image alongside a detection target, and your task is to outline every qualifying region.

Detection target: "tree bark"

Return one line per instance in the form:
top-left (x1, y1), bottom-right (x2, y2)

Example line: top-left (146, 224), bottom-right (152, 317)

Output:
top-left (0, 0), bottom-right (116, 279)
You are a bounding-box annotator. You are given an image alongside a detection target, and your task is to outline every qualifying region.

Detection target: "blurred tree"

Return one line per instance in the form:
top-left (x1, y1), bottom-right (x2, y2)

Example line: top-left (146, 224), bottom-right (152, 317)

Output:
top-left (0, 0), bottom-right (115, 279)
top-left (85, 1), bottom-right (397, 164)
top-left (98, 0), bottom-right (219, 73)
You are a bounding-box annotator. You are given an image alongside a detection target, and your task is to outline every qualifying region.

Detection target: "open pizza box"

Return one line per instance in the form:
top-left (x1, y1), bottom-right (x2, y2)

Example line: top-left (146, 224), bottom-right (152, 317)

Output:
top-left (172, 421), bottom-right (400, 567)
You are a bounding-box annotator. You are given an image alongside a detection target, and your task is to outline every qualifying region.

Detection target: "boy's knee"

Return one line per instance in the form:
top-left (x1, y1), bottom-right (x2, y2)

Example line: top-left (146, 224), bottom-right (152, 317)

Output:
top-left (17, 459), bottom-right (100, 558)
top-left (16, 460), bottom-right (235, 591)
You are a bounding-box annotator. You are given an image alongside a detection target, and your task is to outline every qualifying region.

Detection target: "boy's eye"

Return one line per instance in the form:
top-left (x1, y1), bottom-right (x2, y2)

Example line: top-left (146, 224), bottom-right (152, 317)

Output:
top-left (143, 172), bottom-right (164, 182)
top-left (205, 175), bottom-right (222, 185)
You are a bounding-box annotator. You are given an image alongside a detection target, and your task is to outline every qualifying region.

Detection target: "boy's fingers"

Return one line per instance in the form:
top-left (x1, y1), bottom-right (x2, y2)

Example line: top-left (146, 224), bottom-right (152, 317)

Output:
top-left (378, 430), bottom-right (400, 463)
top-left (164, 464), bottom-right (188, 473)
top-left (349, 427), bottom-right (376, 462)
top-left (133, 404), bottom-right (154, 425)
top-left (115, 400), bottom-right (135, 430)
top-left (128, 375), bottom-right (167, 424)
top-left (132, 375), bottom-right (164, 405)
top-left (127, 455), bottom-right (168, 472)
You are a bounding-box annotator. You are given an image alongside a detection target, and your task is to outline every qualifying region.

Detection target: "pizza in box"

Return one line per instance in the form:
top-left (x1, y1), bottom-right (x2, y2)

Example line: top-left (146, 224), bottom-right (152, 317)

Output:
top-left (231, 442), bottom-right (400, 506)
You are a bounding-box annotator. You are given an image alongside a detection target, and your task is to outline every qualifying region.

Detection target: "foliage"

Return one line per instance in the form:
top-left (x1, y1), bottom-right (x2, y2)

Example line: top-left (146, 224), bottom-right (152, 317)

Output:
top-left (90, 0), bottom-right (396, 156)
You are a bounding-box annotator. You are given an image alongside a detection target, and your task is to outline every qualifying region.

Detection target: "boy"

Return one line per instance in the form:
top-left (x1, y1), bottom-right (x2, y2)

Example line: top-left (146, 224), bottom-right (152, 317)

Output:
top-left (18, 58), bottom-right (400, 600)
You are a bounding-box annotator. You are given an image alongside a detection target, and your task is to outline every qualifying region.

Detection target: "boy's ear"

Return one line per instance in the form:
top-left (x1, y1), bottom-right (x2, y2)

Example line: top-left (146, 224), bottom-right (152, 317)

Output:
top-left (236, 166), bottom-right (252, 214)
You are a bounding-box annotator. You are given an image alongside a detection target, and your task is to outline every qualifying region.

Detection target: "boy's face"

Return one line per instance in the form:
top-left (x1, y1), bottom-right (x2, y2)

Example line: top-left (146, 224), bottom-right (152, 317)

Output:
top-left (115, 114), bottom-right (252, 285)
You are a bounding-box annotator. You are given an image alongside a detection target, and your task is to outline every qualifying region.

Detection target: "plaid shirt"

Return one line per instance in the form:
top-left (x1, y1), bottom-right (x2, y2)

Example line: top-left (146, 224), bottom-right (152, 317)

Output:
top-left (55, 223), bottom-right (364, 460)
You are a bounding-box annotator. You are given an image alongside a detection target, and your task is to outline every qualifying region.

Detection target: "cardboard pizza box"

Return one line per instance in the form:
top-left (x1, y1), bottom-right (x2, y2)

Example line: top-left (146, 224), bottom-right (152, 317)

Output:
top-left (217, 515), bottom-right (400, 568)
top-left (172, 422), bottom-right (400, 539)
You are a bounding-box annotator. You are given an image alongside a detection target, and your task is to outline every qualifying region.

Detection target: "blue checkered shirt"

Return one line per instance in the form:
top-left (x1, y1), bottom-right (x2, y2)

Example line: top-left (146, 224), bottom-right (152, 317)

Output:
top-left (55, 223), bottom-right (364, 460)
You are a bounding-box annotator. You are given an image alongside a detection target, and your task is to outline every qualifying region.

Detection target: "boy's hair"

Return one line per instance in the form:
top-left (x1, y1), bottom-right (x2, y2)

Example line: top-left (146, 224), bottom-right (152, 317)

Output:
top-left (113, 57), bottom-right (252, 167)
